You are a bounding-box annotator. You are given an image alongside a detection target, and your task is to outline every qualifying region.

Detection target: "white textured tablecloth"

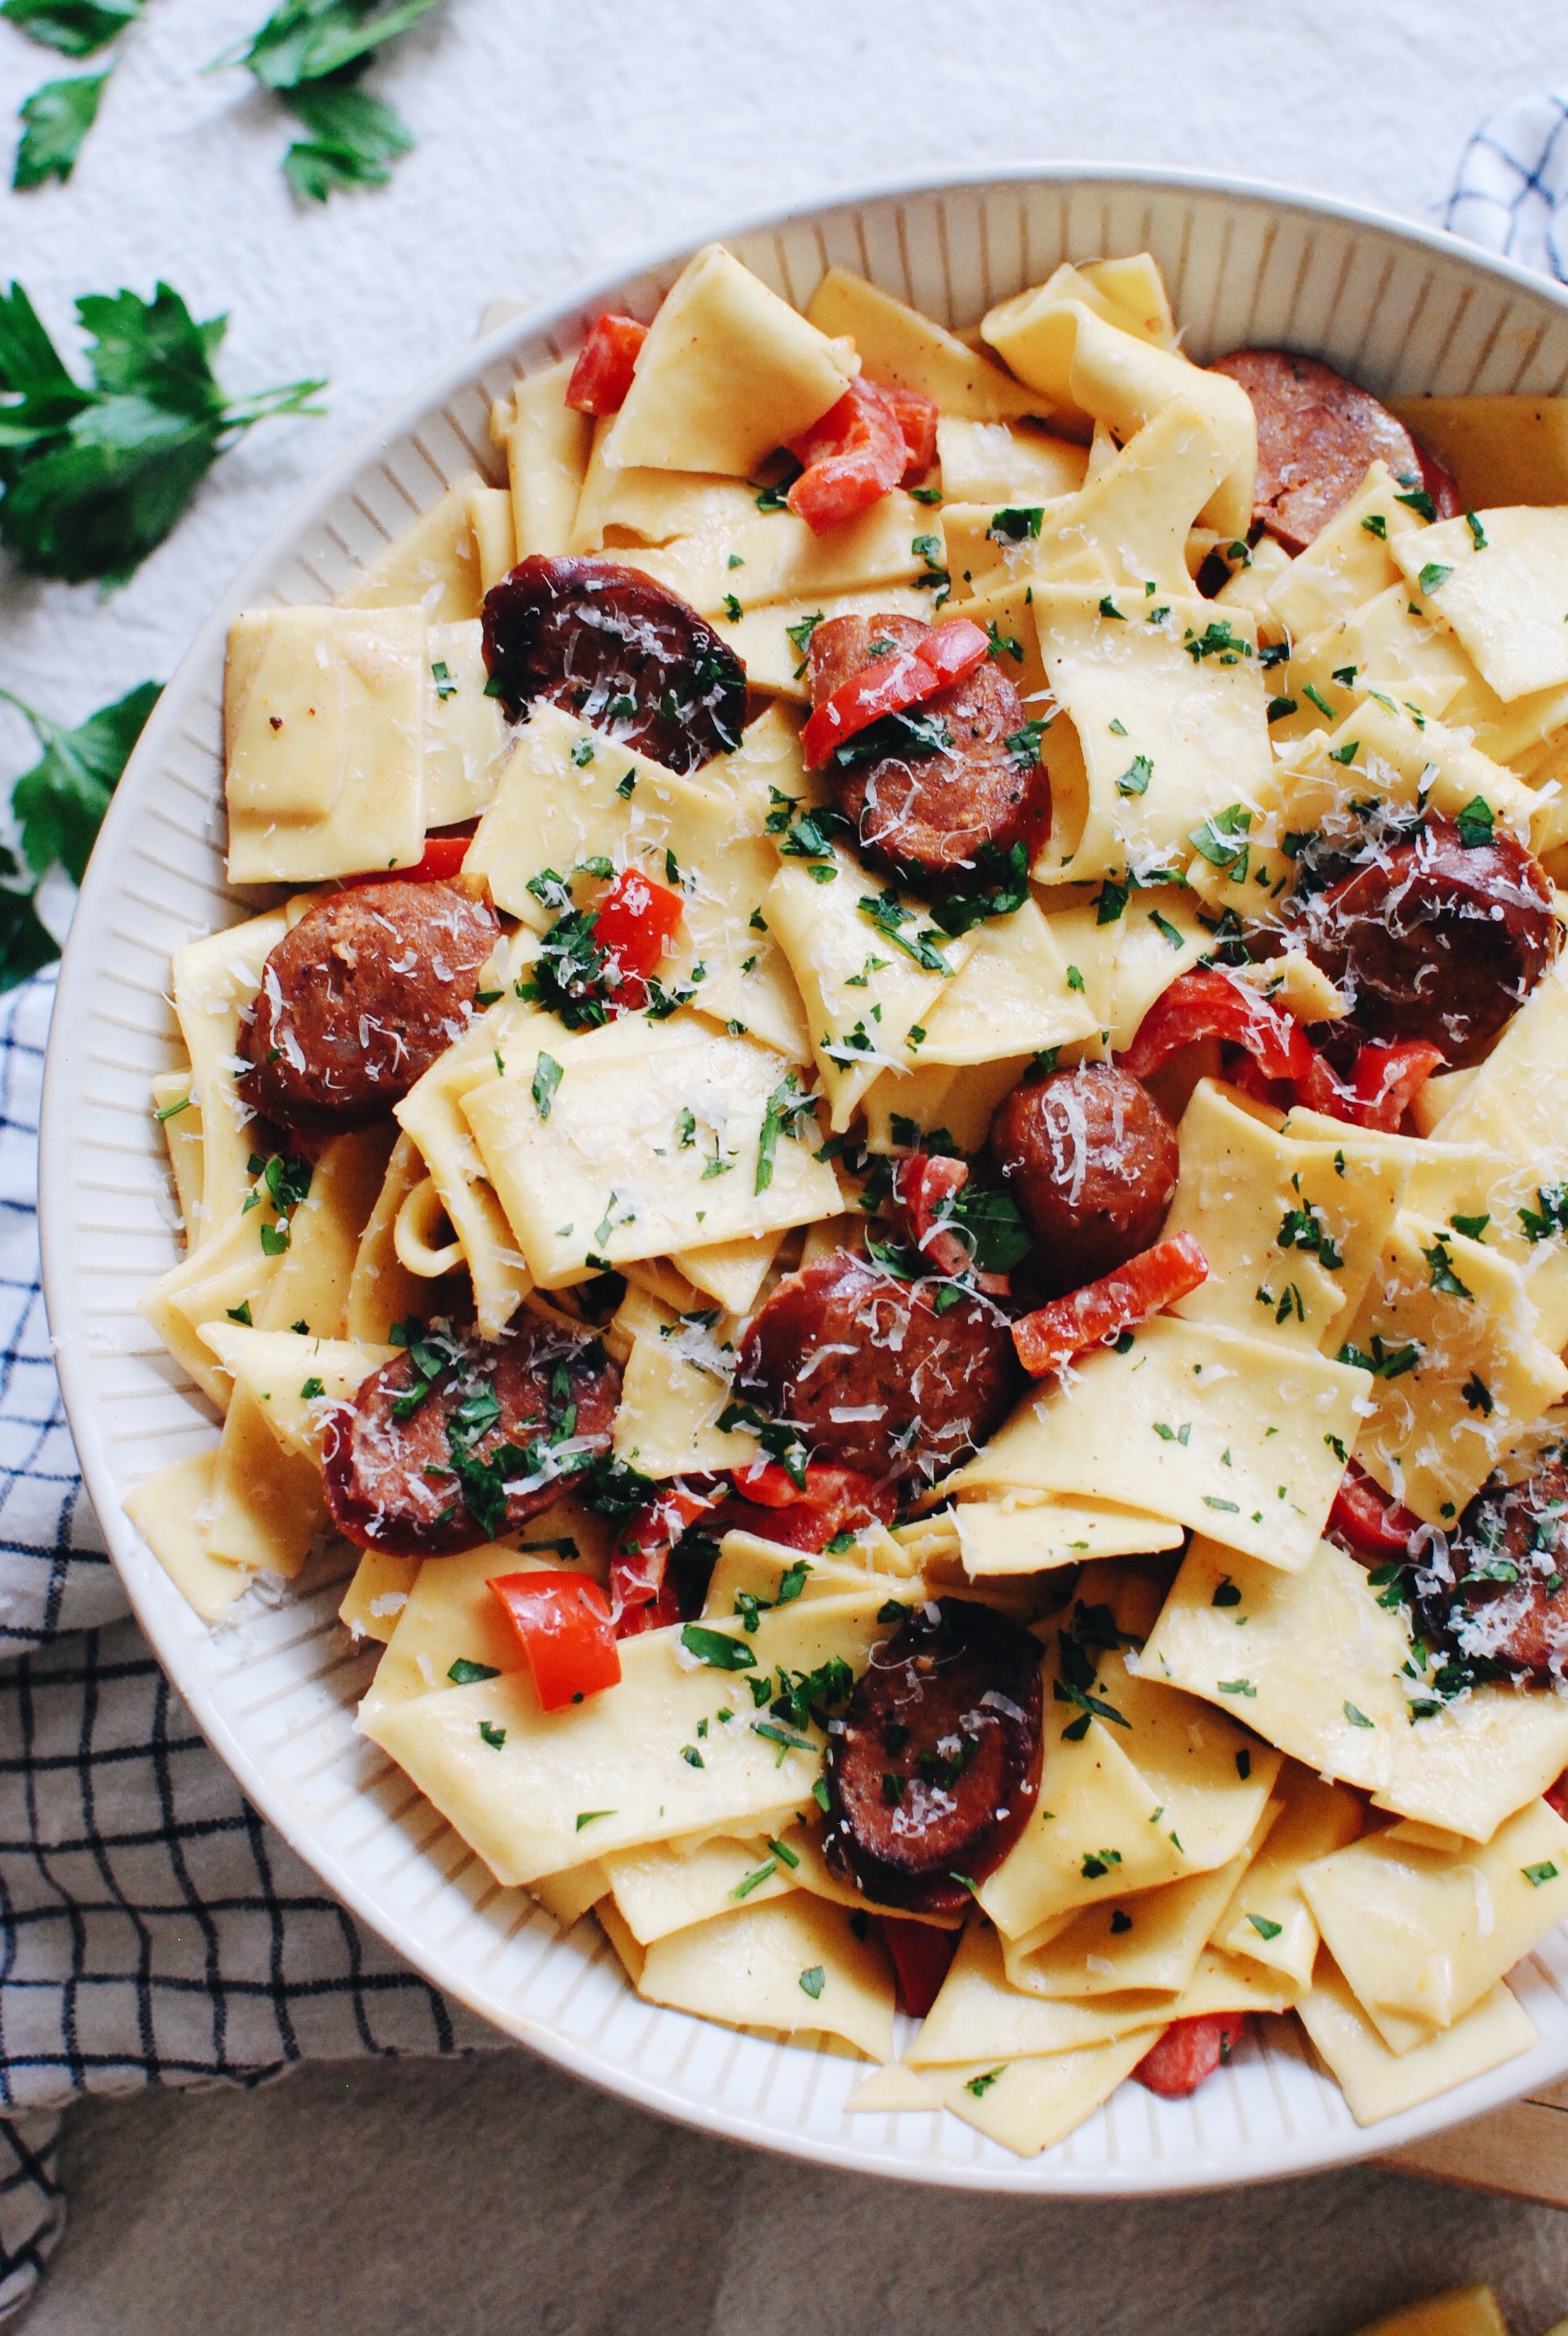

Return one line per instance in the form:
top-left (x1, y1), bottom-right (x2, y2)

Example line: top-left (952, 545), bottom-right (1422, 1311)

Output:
top-left (3, 0), bottom-right (1568, 2319)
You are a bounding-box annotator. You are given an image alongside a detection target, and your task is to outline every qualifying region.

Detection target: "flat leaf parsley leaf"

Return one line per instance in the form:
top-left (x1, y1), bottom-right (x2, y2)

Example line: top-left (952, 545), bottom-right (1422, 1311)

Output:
top-left (212, 0), bottom-right (444, 202)
top-left (14, 69), bottom-right (108, 187)
top-left (0, 279), bottom-right (325, 582)
top-left (2, 1), bottom-right (141, 54)
top-left (0, 678), bottom-right (159, 982)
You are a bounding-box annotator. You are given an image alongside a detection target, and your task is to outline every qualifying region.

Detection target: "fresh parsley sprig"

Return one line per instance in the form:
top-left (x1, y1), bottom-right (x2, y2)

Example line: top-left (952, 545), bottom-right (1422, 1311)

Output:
top-left (0, 677), bottom-right (159, 984)
top-left (211, 0), bottom-right (444, 202)
top-left (5, 1), bottom-right (148, 190)
top-left (0, 281), bottom-right (326, 584)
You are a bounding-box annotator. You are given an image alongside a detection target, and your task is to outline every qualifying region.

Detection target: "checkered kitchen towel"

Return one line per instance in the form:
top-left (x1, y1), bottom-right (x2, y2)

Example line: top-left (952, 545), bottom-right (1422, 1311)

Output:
top-left (1448, 84), bottom-right (1568, 278)
top-left (0, 970), bottom-right (498, 2318)
top-left (1, 98), bottom-right (1566, 2321)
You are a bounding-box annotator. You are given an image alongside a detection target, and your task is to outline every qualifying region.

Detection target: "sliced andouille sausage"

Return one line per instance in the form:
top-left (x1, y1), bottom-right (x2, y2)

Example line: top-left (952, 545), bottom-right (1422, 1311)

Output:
top-left (1134, 2015), bottom-right (1248, 2099)
top-left (807, 612), bottom-right (1050, 899)
top-left (240, 881), bottom-right (498, 1133)
top-left (987, 1062), bottom-right (1179, 1300)
top-left (1208, 348), bottom-right (1462, 552)
top-left (482, 554), bottom-right (747, 774)
top-left (323, 1315), bottom-right (621, 1558)
top-left (1298, 817), bottom-right (1558, 1067)
top-left (1417, 1458), bottom-right (1568, 1685)
top-left (733, 1249), bottom-right (1021, 1489)
top-left (823, 1596), bottom-right (1044, 1913)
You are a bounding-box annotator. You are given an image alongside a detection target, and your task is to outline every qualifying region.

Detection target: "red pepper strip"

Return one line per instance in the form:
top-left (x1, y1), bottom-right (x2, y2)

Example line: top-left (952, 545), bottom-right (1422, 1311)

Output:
top-left (786, 377), bottom-right (909, 536)
top-left (877, 382), bottom-right (940, 476)
top-left (1133, 2014), bottom-right (1248, 2100)
top-left (1119, 968), bottom-right (1315, 1087)
top-left (565, 313), bottom-right (648, 416)
top-left (802, 616), bottom-right (990, 770)
top-left (1348, 1040), bottom-right (1445, 1133)
top-left (486, 1570), bottom-right (622, 1710)
top-left (880, 1916), bottom-right (960, 2018)
top-left (610, 1483), bottom-right (717, 1629)
top-left (1012, 1232), bottom-right (1209, 1379)
top-left (1548, 1773), bottom-right (1568, 1825)
top-left (615, 1575), bottom-right (683, 1636)
top-left (732, 1459), bottom-right (816, 1509)
top-left (897, 1152), bottom-right (974, 1280)
top-left (1327, 1458), bottom-right (1423, 1563)
top-left (340, 832), bottom-right (471, 888)
top-left (594, 868), bottom-right (685, 978)
top-left (1293, 1037), bottom-right (1444, 1133)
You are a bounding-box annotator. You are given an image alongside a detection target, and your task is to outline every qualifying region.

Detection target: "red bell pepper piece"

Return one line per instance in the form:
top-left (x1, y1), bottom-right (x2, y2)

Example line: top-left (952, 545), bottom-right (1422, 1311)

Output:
top-left (1547, 1772), bottom-right (1568, 1825)
top-left (786, 377), bottom-right (909, 536)
top-left (719, 1461), bottom-right (896, 1550)
top-left (896, 1152), bottom-right (974, 1279)
top-left (1134, 2014), bottom-right (1247, 2099)
top-left (590, 867), bottom-right (685, 1011)
top-left (594, 868), bottom-right (685, 977)
top-left (486, 1569), bottom-right (622, 1710)
top-left (878, 382), bottom-right (940, 476)
top-left (1327, 1458), bottom-right (1423, 1564)
top-left (1120, 968), bottom-right (1315, 1087)
top-left (731, 1459), bottom-right (815, 1509)
top-left (880, 1917), bottom-right (960, 2017)
top-left (1293, 1037), bottom-right (1443, 1133)
top-left (1348, 1040), bottom-right (1445, 1133)
top-left (1012, 1232), bottom-right (1209, 1379)
top-left (801, 616), bottom-right (989, 770)
top-left (614, 1575), bottom-right (683, 1636)
top-left (611, 1483), bottom-right (716, 1628)
top-left (565, 314), bottom-right (648, 416)
top-left (340, 832), bottom-right (472, 888)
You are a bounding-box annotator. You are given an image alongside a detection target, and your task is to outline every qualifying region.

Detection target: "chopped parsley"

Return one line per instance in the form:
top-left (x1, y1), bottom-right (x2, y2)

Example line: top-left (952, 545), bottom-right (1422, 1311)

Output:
top-left (679, 1623), bottom-right (757, 1672)
top-left (531, 1051), bottom-right (562, 1120)
top-left (1454, 795), bottom-right (1495, 850)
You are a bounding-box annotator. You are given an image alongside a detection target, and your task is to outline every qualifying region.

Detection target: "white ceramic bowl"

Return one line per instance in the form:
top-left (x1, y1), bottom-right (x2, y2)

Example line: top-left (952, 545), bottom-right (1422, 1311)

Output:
top-left (41, 163), bottom-right (1568, 2193)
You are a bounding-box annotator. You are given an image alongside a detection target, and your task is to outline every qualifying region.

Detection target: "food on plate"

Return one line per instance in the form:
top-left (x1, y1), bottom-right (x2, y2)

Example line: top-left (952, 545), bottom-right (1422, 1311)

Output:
top-left (482, 553), bottom-right (747, 772)
top-left (323, 1313), bottom-right (621, 1557)
top-left (822, 1596), bottom-right (1044, 1911)
top-left (804, 611), bottom-right (1052, 894)
top-left (130, 236), bottom-right (1568, 2159)
top-left (988, 1062), bottom-right (1180, 1298)
top-left (734, 1249), bottom-right (1020, 1483)
top-left (240, 880), bottom-right (499, 1128)
top-left (1210, 348), bottom-right (1462, 552)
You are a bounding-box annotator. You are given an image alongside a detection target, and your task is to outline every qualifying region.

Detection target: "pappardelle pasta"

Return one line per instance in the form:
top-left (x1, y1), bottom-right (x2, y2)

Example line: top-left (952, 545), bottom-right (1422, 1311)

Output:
top-left (131, 239), bottom-right (1568, 2155)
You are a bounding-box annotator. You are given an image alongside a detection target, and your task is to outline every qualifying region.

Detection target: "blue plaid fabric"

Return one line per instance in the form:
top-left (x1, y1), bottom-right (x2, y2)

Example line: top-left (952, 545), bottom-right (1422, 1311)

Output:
top-left (1448, 86), bottom-right (1568, 278)
top-left (2, 101), bottom-right (1567, 2318)
top-left (0, 970), bottom-right (495, 2320)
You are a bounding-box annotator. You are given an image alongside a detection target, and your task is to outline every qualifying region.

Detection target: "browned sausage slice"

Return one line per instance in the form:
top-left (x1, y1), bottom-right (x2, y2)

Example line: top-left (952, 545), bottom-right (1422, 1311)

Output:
top-left (1298, 817), bottom-right (1558, 1067)
top-left (1209, 348), bottom-right (1462, 552)
top-left (734, 1249), bottom-right (1021, 1489)
top-left (323, 1314), bottom-right (621, 1558)
top-left (240, 881), bottom-right (498, 1133)
top-left (824, 1597), bottom-right (1044, 1913)
top-left (482, 554), bottom-right (747, 774)
top-left (807, 613), bottom-right (1051, 900)
top-left (1416, 1458), bottom-right (1568, 1684)
top-left (987, 1062), bottom-right (1178, 1299)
